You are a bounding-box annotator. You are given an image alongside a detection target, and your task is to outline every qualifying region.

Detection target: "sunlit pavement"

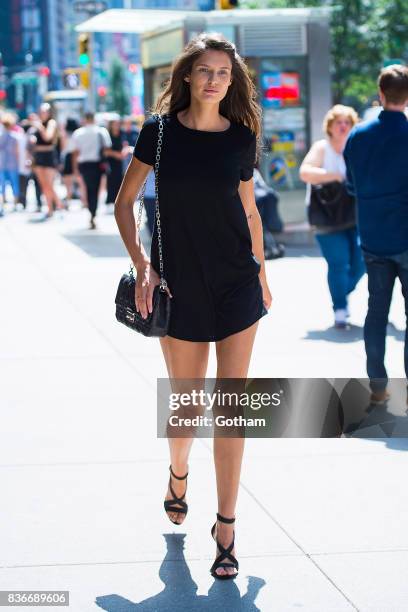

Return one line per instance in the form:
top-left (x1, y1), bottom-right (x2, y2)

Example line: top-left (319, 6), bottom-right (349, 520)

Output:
top-left (1, 194), bottom-right (408, 611)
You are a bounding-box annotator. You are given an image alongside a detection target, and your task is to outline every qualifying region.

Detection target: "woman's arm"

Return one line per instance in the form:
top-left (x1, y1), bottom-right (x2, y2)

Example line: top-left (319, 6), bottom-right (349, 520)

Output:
top-left (299, 140), bottom-right (343, 185)
top-left (115, 156), bottom-right (171, 319)
top-left (37, 119), bottom-right (58, 144)
top-left (238, 178), bottom-right (272, 310)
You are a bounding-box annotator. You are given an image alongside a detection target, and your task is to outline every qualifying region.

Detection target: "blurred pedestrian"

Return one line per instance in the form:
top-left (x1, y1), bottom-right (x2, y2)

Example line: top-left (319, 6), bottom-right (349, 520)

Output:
top-left (142, 168), bottom-right (156, 236)
top-left (60, 117), bottom-right (85, 205)
top-left (0, 113), bottom-right (19, 215)
top-left (30, 103), bottom-right (65, 218)
top-left (121, 115), bottom-right (139, 174)
top-left (300, 104), bottom-right (365, 328)
top-left (363, 99), bottom-right (382, 122)
top-left (105, 119), bottom-right (127, 206)
top-left (253, 165), bottom-right (284, 259)
top-left (344, 65), bottom-right (408, 404)
top-left (15, 120), bottom-right (33, 210)
top-left (121, 116), bottom-right (139, 147)
top-left (71, 111), bottom-right (111, 229)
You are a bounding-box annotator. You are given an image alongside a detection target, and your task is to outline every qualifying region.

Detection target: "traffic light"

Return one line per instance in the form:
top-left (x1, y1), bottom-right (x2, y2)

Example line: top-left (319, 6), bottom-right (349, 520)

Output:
top-left (78, 33), bottom-right (90, 66)
top-left (220, 0), bottom-right (238, 8)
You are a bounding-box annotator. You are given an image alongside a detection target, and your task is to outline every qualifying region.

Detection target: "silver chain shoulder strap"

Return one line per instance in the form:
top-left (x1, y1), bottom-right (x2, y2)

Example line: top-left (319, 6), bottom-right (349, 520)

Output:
top-left (130, 113), bottom-right (167, 290)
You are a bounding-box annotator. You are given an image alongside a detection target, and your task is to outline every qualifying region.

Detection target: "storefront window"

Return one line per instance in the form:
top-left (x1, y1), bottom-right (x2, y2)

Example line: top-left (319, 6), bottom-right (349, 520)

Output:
top-left (259, 57), bottom-right (309, 191)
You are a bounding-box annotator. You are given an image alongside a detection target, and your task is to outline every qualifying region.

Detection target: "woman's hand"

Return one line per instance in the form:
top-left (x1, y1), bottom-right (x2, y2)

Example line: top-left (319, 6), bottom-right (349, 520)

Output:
top-left (259, 277), bottom-right (272, 310)
top-left (135, 262), bottom-right (173, 319)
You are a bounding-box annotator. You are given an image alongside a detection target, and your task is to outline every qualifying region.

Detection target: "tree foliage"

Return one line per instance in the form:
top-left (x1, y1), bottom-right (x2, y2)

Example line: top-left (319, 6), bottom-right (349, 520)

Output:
top-left (240, 0), bottom-right (408, 111)
top-left (107, 55), bottom-right (130, 116)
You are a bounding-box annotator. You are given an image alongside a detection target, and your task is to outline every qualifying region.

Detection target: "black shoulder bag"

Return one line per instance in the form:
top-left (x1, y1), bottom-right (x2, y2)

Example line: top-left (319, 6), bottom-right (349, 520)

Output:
top-left (114, 114), bottom-right (171, 337)
top-left (308, 181), bottom-right (356, 229)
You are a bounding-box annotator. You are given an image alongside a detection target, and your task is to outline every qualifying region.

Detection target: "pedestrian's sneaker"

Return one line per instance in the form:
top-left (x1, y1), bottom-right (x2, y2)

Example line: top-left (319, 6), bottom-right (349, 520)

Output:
top-left (264, 243), bottom-right (285, 260)
top-left (334, 308), bottom-right (348, 329)
top-left (370, 389), bottom-right (390, 405)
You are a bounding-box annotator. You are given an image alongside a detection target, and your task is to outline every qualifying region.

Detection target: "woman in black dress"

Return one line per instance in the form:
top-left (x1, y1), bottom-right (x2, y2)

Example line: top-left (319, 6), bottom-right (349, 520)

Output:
top-left (115, 33), bottom-right (272, 580)
top-left (31, 103), bottom-right (65, 217)
top-left (106, 119), bottom-right (127, 206)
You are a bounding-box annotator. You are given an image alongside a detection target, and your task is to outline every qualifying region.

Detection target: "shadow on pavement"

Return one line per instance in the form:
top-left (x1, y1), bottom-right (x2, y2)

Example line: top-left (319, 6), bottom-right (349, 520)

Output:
top-left (305, 322), bottom-right (405, 345)
top-left (304, 324), bottom-right (363, 343)
top-left (95, 533), bottom-right (265, 611)
top-left (340, 378), bottom-right (408, 438)
top-left (27, 214), bottom-right (52, 223)
top-left (62, 227), bottom-right (152, 258)
top-left (281, 246), bottom-right (321, 258)
top-left (388, 322), bottom-right (405, 342)
top-left (63, 233), bottom-right (129, 258)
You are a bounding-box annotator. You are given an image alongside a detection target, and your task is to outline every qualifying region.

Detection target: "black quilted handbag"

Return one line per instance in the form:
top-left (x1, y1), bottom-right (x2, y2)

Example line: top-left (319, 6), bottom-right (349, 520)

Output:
top-left (115, 267), bottom-right (170, 337)
top-left (115, 114), bottom-right (171, 337)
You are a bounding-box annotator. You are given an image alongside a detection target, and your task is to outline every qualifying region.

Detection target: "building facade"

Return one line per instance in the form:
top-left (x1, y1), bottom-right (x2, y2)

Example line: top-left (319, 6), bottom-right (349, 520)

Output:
top-left (1, 0), bottom-right (67, 112)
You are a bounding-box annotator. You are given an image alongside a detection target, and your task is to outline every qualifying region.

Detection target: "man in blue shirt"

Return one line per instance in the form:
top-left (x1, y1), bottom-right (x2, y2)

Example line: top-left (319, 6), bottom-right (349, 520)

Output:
top-left (344, 65), bottom-right (408, 404)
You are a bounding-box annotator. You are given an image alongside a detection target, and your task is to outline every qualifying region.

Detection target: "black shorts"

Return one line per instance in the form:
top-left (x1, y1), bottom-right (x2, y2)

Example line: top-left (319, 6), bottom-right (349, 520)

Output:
top-left (62, 152), bottom-right (73, 175)
top-left (34, 150), bottom-right (57, 168)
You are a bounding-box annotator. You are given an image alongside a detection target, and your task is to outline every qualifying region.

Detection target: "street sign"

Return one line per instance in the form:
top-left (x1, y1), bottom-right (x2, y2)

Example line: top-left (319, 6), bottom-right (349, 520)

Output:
top-left (12, 72), bottom-right (38, 85)
top-left (73, 1), bottom-right (107, 13)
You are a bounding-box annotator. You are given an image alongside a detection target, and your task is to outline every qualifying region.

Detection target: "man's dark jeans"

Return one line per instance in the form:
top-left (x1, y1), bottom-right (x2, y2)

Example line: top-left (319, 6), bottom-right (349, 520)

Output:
top-left (78, 161), bottom-right (102, 218)
top-left (363, 247), bottom-right (408, 391)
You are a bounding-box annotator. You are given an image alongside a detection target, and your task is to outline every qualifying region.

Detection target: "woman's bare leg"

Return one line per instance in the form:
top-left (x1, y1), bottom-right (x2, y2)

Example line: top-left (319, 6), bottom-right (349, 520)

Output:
top-left (212, 320), bottom-right (259, 576)
top-left (62, 175), bottom-right (73, 199)
top-left (34, 168), bottom-right (53, 215)
top-left (45, 168), bottom-right (64, 209)
top-left (35, 167), bottom-right (63, 214)
top-left (159, 335), bottom-right (210, 523)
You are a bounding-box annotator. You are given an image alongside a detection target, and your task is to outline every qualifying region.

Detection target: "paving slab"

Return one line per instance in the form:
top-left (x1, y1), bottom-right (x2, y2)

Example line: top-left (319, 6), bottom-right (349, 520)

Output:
top-left (1, 205), bottom-right (407, 611)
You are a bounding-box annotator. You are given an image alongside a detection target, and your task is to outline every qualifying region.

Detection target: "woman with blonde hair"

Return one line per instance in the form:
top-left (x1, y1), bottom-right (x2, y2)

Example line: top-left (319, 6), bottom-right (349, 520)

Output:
top-left (115, 32), bottom-right (272, 580)
top-left (300, 104), bottom-right (365, 328)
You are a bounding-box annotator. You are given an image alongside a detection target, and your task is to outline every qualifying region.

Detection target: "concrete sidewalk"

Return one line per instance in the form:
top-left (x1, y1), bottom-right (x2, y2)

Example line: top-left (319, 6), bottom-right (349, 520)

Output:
top-left (1, 205), bottom-right (408, 611)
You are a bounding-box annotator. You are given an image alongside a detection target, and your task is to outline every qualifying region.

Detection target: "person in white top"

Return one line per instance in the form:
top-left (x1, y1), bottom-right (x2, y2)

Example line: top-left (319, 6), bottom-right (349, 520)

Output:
top-left (60, 117), bottom-right (85, 205)
top-left (14, 124), bottom-right (31, 210)
top-left (71, 112), bottom-right (111, 229)
top-left (300, 104), bottom-right (366, 328)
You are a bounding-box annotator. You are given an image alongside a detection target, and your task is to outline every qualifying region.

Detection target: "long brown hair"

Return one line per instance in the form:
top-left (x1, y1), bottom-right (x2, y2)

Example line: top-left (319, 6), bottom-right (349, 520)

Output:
top-left (152, 32), bottom-right (262, 161)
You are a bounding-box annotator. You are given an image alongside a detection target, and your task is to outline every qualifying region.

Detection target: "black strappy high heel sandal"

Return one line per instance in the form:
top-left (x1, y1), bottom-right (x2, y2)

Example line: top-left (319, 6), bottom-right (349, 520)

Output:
top-left (210, 513), bottom-right (239, 580)
top-left (163, 464), bottom-right (188, 525)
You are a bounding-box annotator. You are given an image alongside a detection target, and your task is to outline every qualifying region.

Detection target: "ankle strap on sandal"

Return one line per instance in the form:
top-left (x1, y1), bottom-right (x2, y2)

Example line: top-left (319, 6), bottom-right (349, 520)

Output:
top-left (169, 464), bottom-right (188, 480)
top-left (216, 512), bottom-right (235, 524)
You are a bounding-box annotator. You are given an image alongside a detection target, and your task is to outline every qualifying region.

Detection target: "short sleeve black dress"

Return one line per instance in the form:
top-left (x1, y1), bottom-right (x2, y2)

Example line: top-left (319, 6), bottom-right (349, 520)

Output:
top-left (133, 112), bottom-right (268, 342)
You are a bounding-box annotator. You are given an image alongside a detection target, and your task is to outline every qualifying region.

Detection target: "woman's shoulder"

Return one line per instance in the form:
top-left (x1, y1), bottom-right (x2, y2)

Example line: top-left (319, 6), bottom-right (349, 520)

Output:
top-left (233, 121), bottom-right (256, 147)
top-left (312, 138), bottom-right (327, 151)
top-left (140, 114), bottom-right (157, 126)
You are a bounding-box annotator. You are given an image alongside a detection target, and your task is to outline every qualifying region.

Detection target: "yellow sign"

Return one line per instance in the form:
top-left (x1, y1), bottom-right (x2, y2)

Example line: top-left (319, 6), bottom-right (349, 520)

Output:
top-left (272, 141), bottom-right (294, 153)
top-left (285, 153), bottom-right (297, 169)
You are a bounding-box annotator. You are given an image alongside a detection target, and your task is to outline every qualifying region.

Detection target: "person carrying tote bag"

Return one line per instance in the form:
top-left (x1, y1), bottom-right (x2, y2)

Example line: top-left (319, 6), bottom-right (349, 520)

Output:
top-left (300, 104), bottom-right (366, 329)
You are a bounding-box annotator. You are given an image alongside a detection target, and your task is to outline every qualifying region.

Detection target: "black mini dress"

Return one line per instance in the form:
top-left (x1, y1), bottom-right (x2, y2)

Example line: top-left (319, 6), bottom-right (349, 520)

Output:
top-left (133, 112), bottom-right (268, 342)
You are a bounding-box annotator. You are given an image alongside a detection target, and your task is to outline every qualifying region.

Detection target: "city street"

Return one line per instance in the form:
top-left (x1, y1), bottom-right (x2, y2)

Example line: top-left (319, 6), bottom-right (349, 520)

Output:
top-left (1, 198), bottom-right (408, 611)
